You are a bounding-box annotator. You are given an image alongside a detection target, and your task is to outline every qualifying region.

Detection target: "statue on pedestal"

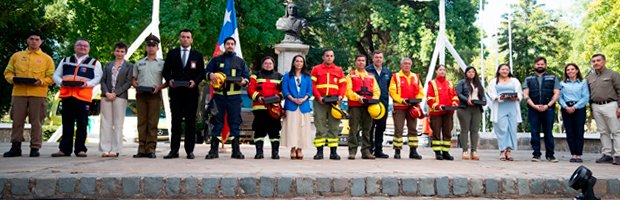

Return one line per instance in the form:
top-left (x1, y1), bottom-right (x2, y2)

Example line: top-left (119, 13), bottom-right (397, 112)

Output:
top-left (276, 0), bottom-right (307, 43)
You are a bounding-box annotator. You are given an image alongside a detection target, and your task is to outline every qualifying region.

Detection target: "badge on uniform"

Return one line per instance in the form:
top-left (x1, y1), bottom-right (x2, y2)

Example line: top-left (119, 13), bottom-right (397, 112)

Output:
top-left (219, 63), bottom-right (225, 68)
top-left (191, 61), bottom-right (196, 69)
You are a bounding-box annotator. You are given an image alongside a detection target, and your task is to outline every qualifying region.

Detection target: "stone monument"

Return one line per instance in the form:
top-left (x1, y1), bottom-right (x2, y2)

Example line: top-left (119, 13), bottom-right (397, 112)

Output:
top-left (274, 0), bottom-right (310, 74)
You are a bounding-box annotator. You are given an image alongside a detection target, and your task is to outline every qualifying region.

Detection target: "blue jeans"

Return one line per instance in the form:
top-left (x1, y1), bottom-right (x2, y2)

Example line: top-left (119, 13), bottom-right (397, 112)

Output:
top-left (528, 106), bottom-right (555, 157)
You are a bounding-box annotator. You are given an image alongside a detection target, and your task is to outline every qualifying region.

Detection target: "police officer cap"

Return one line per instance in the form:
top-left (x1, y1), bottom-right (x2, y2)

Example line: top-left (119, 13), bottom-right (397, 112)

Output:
top-left (145, 34), bottom-right (160, 45)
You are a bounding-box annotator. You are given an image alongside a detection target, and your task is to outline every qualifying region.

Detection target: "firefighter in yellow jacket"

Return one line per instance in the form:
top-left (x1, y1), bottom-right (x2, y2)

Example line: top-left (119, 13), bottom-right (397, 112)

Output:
top-left (389, 57), bottom-right (425, 159)
top-left (345, 55), bottom-right (380, 160)
top-left (3, 32), bottom-right (55, 157)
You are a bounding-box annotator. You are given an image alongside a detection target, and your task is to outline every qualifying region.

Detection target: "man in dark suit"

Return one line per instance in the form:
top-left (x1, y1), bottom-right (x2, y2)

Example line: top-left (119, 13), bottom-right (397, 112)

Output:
top-left (162, 29), bottom-right (206, 159)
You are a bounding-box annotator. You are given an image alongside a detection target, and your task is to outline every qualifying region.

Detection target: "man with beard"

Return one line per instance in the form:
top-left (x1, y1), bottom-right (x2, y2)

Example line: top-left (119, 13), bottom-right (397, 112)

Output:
top-left (204, 37), bottom-right (249, 159)
top-left (523, 57), bottom-right (560, 162)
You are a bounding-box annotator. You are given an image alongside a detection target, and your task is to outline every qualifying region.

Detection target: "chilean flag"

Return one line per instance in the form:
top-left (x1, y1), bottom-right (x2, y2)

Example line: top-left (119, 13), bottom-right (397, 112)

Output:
top-left (211, 0), bottom-right (243, 142)
top-left (212, 0), bottom-right (243, 58)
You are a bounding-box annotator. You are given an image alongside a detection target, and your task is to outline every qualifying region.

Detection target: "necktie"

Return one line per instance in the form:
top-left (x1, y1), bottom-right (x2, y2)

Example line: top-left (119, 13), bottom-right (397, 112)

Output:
top-left (182, 48), bottom-right (188, 67)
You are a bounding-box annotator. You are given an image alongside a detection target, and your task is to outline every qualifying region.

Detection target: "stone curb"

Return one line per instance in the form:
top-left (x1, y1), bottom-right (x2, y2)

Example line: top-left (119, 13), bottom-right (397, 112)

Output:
top-left (0, 176), bottom-right (618, 199)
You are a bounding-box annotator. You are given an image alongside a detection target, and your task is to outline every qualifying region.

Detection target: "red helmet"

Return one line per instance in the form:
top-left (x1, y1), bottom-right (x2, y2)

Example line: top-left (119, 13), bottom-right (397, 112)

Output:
top-left (408, 106), bottom-right (424, 119)
top-left (268, 104), bottom-right (285, 119)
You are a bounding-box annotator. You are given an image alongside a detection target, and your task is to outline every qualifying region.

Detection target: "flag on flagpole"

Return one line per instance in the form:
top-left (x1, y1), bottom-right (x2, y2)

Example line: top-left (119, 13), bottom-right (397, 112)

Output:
top-left (213, 0), bottom-right (243, 58)
top-left (211, 0), bottom-right (243, 143)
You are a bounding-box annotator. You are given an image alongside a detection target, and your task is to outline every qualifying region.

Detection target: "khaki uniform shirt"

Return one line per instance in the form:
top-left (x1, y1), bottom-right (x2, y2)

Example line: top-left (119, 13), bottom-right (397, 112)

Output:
top-left (586, 67), bottom-right (620, 106)
top-left (133, 57), bottom-right (165, 87)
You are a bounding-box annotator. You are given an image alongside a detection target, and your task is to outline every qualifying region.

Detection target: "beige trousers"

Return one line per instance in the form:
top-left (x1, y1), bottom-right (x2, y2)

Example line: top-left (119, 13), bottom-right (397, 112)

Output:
top-left (592, 102), bottom-right (620, 157)
top-left (99, 97), bottom-right (127, 153)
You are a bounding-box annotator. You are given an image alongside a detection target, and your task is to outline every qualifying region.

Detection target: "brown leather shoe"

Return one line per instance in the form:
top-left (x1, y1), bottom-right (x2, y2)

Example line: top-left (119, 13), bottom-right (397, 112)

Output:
top-left (51, 151), bottom-right (70, 157)
top-left (290, 147), bottom-right (297, 159)
top-left (296, 148), bottom-right (303, 160)
top-left (76, 151), bottom-right (87, 157)
top-left (362, 154), bottom-right (376, 159)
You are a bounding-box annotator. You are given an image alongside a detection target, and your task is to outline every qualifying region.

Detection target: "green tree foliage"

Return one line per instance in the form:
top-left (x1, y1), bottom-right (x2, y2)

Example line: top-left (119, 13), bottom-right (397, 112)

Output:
top-left (575, 0), bottom-right (620, 71)
top-left (0, 0), bottom-right (69, 115)
top-left (497, 0), bottom-right (574, 81)
top-left (496, 0), bottom-right (574, 132)
top-left (64, 0), bottom-right (282, 64)
top-left (297, 0), bottom-right (480, 77)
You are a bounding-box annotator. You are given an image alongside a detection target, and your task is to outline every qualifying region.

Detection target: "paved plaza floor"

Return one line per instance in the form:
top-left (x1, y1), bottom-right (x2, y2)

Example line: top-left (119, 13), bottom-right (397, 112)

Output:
top-left (0, 142), bottom-right (618, 199)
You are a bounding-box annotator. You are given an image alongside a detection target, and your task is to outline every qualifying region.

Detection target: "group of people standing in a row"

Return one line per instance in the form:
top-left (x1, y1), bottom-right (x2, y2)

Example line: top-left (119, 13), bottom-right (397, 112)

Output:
top-left (479, 55), bottom-right (620, 165)
top-left (3, 31), bottom-right (620, 166)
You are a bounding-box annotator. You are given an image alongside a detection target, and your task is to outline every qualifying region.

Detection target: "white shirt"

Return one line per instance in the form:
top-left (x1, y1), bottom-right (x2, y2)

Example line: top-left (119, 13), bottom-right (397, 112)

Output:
top-left (180, 46), bottom-right (191, 66)
top-left (53, 54), bottom-right (103, 87)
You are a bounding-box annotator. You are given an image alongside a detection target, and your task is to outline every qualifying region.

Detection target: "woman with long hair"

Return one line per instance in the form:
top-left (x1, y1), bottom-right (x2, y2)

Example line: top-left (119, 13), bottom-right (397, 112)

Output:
top-left (488, 64), bottom-right (523, 161)
top-left (559, 63), bottom-right (589, 163)
top-left (455, 66), bottom-right (485, 160)
top-left (281, 55), bottom-right (313, 159)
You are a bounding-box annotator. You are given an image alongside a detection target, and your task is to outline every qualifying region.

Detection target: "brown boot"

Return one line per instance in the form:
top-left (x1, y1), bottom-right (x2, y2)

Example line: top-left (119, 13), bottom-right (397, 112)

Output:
top-left (362, 153), bottom-right (375, 159)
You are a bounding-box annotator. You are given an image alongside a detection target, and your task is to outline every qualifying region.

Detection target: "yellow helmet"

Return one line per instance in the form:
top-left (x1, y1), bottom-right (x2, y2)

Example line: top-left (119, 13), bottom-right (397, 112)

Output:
top-left (368, 102), bottom-right (386, 120)
top-left (211, 72), bottom-right (226, 89)
top-left (330, 104), bottom-right (348, 120)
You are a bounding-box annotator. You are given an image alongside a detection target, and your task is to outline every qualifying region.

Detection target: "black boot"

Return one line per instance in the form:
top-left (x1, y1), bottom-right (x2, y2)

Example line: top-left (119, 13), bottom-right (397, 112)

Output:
top-left (329, 147), bottom-right (341, 160)
top-left (313, 147), bottom-right (324, 160)
top-left (254, 141), bottom-right (264, 159)
top-left (3, 142), bottom-right (22, 157)
top-left (409, 147), bottom-right (422, 160)
top-left (271, 141), bottom-right (280, 159)
top-left (442, 151), bottom-right (454, 160)
top-left (394, 149), bottom-right (401, 159)
top-left (29, 148), bottom-right (40, 157)
top-left (205, 136), bottom-right (219, 159)
top-left (434, 151), bottom-right (443, 160)
top-left (374, 148), bottom-right (389, 159)
top-left (231, 137), bottom-right (245, 159)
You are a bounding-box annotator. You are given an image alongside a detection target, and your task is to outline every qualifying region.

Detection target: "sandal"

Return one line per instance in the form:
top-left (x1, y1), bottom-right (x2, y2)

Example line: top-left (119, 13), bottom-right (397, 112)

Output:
top-left (506, 149), bottom-right (514, 161)
top-left (500, 151), bottom-right (506, 161)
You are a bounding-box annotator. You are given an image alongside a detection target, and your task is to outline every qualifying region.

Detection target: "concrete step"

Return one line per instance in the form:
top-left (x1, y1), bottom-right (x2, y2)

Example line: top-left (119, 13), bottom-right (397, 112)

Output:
top-left (0, 143), bottom-right (618, 199)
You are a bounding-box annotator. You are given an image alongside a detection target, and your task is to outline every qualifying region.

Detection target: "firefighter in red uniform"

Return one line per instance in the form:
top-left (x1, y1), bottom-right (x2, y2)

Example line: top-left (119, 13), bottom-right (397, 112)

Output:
top-left (345, 55), bottom-right (379, 160)
top-left (426, 64), bottom-right (459, 160)
top-left (248, 56), bottom-right (284, 159)
top-left (389, 57), bottom-right (424, 159)
top-left (311, 49), bottom-right (347, 160)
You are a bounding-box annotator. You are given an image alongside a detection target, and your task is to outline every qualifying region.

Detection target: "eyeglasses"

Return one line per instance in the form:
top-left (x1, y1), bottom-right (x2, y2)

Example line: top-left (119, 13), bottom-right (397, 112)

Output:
top-left (75, 44), bottom-right (90, 48)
